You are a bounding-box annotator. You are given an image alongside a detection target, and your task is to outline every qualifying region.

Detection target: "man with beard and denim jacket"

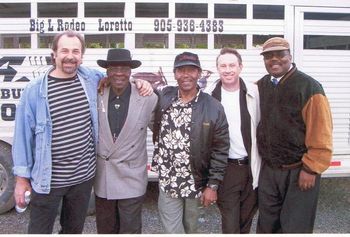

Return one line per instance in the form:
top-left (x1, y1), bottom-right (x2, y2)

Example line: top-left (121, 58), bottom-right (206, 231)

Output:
top-left (12, 31), bottom-right (152, 234)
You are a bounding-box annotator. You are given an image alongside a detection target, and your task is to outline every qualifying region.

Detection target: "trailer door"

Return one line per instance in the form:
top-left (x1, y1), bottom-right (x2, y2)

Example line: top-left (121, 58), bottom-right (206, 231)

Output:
top-left (294, 6), bottom-right (350, 176)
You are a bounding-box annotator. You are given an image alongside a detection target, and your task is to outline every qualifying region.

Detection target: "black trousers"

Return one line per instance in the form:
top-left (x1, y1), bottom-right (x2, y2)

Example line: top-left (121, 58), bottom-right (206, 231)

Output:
top-left (217, 163), bottom-right (258, 233)
top-left (28, 178), bottom-right (94, 234)
top-left (95, 194), bottom-right (145, 234)
top-left (257, 162), bottom-right (321, 233)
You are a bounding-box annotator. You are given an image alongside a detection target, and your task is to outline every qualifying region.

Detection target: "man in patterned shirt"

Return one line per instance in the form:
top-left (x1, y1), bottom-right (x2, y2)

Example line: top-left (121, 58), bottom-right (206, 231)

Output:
top-left (152, 52), bottom-right (230, 233)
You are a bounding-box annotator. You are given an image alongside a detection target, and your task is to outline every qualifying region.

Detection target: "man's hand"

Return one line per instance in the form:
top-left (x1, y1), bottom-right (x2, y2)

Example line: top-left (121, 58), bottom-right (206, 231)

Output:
top-left (14, 177), bottom-right (32, 208)
top-left (298, 169), bottom-right (316, 191)
top-left (134, 79), bottom-right (153, 96)
top-left (98, 77), bottom-right (153, 96)
top-left (200, 187), bottom-right (217, 208)
top-left (98, 76), bottom-right (109, 95)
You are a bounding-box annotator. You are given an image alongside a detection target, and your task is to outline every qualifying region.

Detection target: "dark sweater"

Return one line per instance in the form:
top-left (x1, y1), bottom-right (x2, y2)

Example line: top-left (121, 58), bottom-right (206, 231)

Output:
top-left (257, 64), bottom-right (333, 173)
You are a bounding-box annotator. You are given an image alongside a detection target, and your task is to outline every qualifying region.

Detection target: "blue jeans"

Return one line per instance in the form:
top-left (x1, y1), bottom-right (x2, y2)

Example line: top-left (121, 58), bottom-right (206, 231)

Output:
top-left (28, 178), bottom-right (94, 234)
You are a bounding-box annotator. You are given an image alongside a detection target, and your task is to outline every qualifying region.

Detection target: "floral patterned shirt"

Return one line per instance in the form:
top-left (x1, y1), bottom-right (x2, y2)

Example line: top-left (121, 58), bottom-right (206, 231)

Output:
top-left (153, 96), bottom-right (200, 198)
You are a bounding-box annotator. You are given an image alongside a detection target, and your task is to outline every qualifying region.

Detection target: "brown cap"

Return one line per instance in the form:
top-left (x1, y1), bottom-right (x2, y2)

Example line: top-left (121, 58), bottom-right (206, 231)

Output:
top-left (260, 37), bottom-right (290, 55)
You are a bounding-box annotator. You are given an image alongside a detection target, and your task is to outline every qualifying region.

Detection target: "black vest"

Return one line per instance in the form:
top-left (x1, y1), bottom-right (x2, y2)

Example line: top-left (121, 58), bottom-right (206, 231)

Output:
top-left (211, 79), bottom-right (252, 159)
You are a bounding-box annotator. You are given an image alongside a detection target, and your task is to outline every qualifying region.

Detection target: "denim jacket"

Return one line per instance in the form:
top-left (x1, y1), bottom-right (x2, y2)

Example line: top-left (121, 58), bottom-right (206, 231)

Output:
top-left (12, 66), bottom-right (103, 194)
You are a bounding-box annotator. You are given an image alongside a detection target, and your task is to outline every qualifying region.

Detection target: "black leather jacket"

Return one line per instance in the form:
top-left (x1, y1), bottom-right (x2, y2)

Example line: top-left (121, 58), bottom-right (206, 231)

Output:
top-left (152, 86), bottom-right (229, 190)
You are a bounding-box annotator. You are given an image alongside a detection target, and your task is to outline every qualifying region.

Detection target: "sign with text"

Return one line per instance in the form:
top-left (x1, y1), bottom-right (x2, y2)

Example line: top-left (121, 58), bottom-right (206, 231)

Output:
top-left (0, 17), bottom-right (284, 35)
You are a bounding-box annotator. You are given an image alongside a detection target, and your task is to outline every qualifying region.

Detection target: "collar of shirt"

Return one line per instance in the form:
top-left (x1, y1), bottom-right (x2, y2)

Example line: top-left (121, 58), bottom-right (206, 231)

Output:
top-left (177, 88), bottom-right (201, 103)
top-left (108, 82), bottom-right (131, 103)
top-left (48, 74), bottom-right (77, 81)
top-left (239, 78), bottom-right (247, 93)
top-left (270, 64), bottom-right (294, 83)
top-left (270, 75), bottom-right (282, 83)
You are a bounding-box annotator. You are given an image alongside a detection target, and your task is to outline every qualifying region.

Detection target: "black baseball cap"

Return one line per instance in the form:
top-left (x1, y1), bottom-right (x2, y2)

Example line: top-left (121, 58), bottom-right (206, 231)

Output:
top-left (173, 52), bottom-right (202, 71)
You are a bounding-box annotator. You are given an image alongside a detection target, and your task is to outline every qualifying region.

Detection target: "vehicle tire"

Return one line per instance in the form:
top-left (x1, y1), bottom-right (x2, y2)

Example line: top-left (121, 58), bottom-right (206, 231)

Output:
top-left (0, 142), bottom-right (15, 214)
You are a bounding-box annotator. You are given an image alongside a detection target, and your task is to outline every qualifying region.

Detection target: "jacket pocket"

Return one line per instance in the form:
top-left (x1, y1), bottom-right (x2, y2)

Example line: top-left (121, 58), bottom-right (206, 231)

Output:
top-left (128, 157), bottom-right (147, 168)
top-left (32, 124), bottom-right (46, 186)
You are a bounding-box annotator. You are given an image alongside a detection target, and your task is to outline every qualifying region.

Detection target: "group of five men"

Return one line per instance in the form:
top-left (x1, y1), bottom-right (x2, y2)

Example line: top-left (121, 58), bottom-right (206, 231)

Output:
top-left (12, 30), bottom-right (333, 234)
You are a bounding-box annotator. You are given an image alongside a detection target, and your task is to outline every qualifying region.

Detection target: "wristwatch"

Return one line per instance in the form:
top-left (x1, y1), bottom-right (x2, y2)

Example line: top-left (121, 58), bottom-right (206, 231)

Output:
top-left (207, 183), bottom-right (219, 191)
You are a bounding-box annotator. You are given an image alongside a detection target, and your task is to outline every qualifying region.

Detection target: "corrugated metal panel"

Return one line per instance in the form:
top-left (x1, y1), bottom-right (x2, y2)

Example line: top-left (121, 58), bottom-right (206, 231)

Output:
top-left (302, 51), bottom-right (350, 158)
top-left (1, 1), bottom-right (350, 178)
top-left (2, 47), bottom-right (349, 176)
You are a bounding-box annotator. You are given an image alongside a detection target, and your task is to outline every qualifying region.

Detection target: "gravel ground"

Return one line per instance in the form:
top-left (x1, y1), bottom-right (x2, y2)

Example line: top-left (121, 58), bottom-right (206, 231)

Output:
top-left (0, 177), bottom-right (349, 234)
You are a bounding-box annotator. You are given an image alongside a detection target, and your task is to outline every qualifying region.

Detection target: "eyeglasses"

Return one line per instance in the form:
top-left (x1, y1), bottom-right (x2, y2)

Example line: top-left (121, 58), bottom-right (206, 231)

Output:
top-left (107, 66), bottom-right (131, 75)
top-left (263, 50), bottom-right (290, 60)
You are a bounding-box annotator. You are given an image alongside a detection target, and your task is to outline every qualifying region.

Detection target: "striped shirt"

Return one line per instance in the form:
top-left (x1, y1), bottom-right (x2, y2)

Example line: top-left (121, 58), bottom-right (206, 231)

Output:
top-left (48, 75), bottom-right (96, 188)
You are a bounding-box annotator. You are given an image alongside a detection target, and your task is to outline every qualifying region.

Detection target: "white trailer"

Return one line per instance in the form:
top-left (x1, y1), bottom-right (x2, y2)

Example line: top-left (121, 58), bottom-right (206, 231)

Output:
top-left (0, 0), bottom-right (349, 214)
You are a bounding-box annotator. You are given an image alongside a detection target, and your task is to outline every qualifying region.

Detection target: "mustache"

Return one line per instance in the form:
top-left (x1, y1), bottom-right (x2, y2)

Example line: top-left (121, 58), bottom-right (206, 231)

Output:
top-left (62, 58), bottom-right (78, 64)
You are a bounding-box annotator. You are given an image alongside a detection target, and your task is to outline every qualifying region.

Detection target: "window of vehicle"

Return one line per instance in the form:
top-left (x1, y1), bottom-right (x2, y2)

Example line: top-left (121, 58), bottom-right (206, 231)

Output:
top-left (39, 35), bottom-right (54, 48)
top-left (253, 5), bottom-right (284, 19)
top-left (85, 3), bottom-right (124, 17)
top-left (304, 35), bottom-right (350, 50)
top-left (0, 3), bottom-right (30, 18)
top-left (38, 3), bottom-right (77, 17)
top-left (214, 4), bottom-right (246, 19)
top-left (304, 12), bottom-right (350, 21)
top-left (136, 34), bottom-right (168, 48)
top-left (0, 34), bottom-right (30, 48)
top-left (85, 34), bottom-right (124, 48)
top-left (175, 3), bottom-right (207, 18)
top-left (253, 35), bottom-right (284, 47)
top-left (175, 34), bottom-right (207, 49)
top-left (135, 3), bottom-right (168, 17)
top-left (214, 34), bottom-right (246, 49)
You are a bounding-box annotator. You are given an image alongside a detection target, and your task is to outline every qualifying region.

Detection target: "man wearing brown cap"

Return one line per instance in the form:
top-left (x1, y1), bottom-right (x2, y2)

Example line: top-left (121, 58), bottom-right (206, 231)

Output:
top-left (94, 49), bottom-right (157, 234)
top-left (151, 52), bottom-right (229, 233)
top-left (256, 37), bottom-right (333, 233)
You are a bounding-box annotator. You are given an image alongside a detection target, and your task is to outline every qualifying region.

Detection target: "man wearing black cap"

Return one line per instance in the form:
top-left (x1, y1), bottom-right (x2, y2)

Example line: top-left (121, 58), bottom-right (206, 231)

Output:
top-left (256, 37), bottom-right (333, 233)
top-left (151, 52), bottom-right (229, 233)
top-left (94, 49), bottom-right (157, 234)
